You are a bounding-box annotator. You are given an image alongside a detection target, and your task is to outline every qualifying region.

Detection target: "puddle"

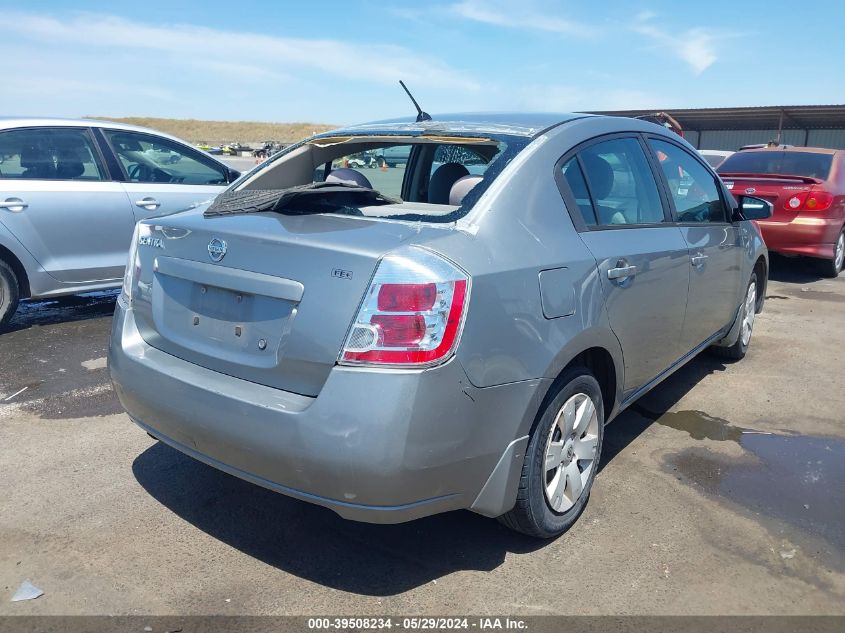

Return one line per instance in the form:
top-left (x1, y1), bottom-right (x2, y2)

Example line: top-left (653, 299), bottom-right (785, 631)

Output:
top-left (634, 406), bottom-right (845, 554)
top-left (668, 436), bottom-right (845, 553)
top-left (6, 290), bottom-right (118, 330)
top-left (630, 406), bottom-right (748, 442)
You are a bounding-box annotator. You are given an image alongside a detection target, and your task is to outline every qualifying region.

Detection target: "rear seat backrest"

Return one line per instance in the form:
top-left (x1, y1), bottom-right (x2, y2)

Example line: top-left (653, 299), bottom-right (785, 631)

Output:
top-left (429, 163), bottom-right (470, 204)
top-left (326, 168), bottom-right (372, 189)
top-left (449, 175), bottom-right (483, 206)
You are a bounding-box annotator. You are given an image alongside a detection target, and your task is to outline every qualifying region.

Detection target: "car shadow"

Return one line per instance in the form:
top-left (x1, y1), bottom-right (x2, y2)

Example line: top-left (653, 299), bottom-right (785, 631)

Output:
top-left (132, 443), bottom-right (544, 595)
top-left (600, 353), bottom-right (729, 470)
top-left (132, 352), bottom-right (729, 595)
top-left (1, 290), bottom-right (117, 334)
top-left (766, 254), bottom-right (826, 284)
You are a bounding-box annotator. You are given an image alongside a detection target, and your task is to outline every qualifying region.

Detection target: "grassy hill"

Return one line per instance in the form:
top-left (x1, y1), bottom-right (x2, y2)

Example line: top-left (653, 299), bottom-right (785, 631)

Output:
top-left (88, 116), bottom-right (335, 145)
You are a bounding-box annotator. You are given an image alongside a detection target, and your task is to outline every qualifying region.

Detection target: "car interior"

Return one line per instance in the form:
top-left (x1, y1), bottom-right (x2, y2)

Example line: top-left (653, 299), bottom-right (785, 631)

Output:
top-left (563, 140), bottom-right (665, 226)
top-left (105, 131), bottom-right (229, 185)
top-left (0, 131), bottom-right (102, 181)
top-left (236, 137), bottom-right (506, 217)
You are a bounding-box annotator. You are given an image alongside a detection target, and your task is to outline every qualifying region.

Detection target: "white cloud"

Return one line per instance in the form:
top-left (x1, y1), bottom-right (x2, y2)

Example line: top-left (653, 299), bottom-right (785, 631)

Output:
top-left (450, 0), bottom-right (593, 36)
top-left (632, 13), bottom-right (718, 74)
top-left (1, 10), bottom-right (478, 90)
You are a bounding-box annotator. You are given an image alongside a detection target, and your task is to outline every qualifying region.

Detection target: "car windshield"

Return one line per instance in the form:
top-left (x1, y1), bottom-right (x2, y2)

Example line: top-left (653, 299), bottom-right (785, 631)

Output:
top-left (717, 151), bottom-right (833, 180)
top-left (231, 133), bottom-right (527, 223)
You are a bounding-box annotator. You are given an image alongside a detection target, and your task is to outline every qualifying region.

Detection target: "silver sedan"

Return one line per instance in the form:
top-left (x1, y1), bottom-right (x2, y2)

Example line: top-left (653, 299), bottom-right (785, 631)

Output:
top-left (0, 117), bottom-right (240, 326)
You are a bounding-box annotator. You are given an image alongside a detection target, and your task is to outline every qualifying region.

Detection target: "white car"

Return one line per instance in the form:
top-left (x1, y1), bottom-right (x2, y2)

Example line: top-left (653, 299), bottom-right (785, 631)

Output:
top-left (698, 149), bottom-right (734, 169)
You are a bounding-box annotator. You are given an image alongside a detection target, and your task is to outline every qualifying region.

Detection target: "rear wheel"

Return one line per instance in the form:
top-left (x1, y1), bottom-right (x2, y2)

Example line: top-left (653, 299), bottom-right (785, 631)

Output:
top-left (499, 367), bottom-right (604, 538)
top-left (817, 230), bottom-right (844, 278)
top-left (0, 259), bottom-right (21, 329)
top-left (712, 272), bottom-right (757, 361)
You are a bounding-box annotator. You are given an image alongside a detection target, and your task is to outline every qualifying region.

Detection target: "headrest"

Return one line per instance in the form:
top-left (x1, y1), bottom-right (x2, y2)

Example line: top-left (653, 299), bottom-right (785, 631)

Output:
top-left (580, 153), bottom-right (614, 200)
top-left (449, 175), bottom-right (483, 206)
top-left (428, 162), bottom-right (470, 204)
top-left (56, 148), bottom-right (85, 179)
top-left (20, 145), bottom-right (53, 170)
top-left (326, 168), bottom-right (372, 188)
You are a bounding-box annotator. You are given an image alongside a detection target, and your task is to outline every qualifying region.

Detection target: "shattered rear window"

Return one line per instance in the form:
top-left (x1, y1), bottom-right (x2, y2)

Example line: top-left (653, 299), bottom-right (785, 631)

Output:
top-left (231, 133), bottom-right (529, 223)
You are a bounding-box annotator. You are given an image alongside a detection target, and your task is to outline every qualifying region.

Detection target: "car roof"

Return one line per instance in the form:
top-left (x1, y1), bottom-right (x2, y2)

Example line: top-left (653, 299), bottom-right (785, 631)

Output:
top-left (0, 116), bottom-right (199, 147)
top-left (321, 112), bottom-right (592, 138)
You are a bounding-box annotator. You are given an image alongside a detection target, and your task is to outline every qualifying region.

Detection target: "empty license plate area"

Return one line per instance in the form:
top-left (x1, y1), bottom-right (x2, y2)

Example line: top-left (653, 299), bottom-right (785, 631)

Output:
top-left (152, 272), bottom-right (296, 368)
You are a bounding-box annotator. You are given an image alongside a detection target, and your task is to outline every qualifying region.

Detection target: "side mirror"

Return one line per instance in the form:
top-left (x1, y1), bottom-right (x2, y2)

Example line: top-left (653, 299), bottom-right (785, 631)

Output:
top-left (227, 168), bottom-right (241, 183)
top-left (734, 195), bottom-right (772, 221)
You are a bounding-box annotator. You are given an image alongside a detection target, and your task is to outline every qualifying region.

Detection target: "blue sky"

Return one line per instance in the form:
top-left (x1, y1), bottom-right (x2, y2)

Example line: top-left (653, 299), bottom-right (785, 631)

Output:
top-left (2, 0), bottom-right (843, 124)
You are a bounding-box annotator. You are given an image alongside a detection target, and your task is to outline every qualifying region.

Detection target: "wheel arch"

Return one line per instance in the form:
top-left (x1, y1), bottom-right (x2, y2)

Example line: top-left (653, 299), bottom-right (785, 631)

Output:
top-left (753, 255), bottom-right (767, 312)
top-left (527, 336), bottom-right (624, 437)
top-left (0, 242), bottom-right (31, 299)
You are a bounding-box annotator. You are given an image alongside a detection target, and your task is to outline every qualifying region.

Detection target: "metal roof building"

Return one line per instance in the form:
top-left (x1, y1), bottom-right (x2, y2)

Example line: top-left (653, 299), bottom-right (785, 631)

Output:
top-left (590, 105), bottom-right (845, 150)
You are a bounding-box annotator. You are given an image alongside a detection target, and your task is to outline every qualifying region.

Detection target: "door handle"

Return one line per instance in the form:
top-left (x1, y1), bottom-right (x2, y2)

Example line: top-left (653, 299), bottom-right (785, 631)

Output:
top-left (135, 197), bottom-right (161, 210)
top-left (691, 253), bottom-right (709, 267)
top-left (0, 198), bottom-right (28, 212)
top-left (607, 264), bottom-right (638, 280)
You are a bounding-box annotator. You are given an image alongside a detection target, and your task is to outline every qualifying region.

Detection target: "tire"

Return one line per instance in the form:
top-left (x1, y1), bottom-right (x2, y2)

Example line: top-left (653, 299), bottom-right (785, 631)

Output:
top-left (712, 272), bottom-right (758, 361)
top-left (499, 367), bottom-right (604, 538)
top-left (0, 259), bottom-right (20, 329)
top-left (817, 230), bottom-right (844, 279)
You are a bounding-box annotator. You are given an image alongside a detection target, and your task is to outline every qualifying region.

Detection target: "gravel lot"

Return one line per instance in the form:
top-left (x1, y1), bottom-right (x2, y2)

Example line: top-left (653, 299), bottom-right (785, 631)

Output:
top-left (0, 256), bottom-right (843, 615)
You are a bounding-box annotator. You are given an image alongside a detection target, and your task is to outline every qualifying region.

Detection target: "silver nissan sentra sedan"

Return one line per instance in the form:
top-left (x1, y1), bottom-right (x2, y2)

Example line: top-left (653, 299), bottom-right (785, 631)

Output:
top-left (109, 112), bottom-right (771, 538)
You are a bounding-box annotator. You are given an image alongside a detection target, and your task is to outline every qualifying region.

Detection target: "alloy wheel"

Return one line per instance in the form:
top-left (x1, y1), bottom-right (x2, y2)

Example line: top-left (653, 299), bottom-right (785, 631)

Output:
top-left (740, 280), bottom-right (757, 347)
top-left (543, 392), bottom-right (599, 513)
top-left (835, 233), bottom-right (844, 272)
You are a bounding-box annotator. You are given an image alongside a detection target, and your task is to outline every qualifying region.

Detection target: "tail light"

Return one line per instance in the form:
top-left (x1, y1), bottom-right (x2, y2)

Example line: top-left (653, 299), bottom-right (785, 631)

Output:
top-left (119, 223), bottom-right (142, 306)
top-left (340, 247), bottom-right (469, 367)
top-left (784, 190), bottom-right (833, 211)
top-left (804, 191), bottom-right (833, 211)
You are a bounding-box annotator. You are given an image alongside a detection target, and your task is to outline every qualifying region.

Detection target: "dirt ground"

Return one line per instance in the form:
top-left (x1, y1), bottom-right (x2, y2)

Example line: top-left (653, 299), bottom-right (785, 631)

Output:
top-left (1, 256), bottom-right (843, 615)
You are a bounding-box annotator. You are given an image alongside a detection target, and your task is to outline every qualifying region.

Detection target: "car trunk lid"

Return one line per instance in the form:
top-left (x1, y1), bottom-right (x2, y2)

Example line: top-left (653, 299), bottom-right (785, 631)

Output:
top-left (131, 208), bottom-right (445, 396)
top-left (719, 173), bottom-right (821, 222)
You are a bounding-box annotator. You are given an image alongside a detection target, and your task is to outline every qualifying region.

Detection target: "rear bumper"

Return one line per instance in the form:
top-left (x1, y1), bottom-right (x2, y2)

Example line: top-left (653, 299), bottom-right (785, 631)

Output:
top-left (757, 217), bottom-right (844, 260)
top-left (109, 302), bottom-right (544, 523)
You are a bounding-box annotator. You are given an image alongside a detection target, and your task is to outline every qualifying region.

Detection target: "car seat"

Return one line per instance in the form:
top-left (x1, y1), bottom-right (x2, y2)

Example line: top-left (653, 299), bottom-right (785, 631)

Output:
top-left (580, 154), bottom-right (626, 225)
top-left (326, 168), bottom-right (372, 188)
top-left (429, 163), bottom-right (470, 204)
top-left (449, 175), bottom-right (483, 206)
top-left (55, 148), bottom-right (85, 180)
top-left (20, 145), bottom-right (56, 179)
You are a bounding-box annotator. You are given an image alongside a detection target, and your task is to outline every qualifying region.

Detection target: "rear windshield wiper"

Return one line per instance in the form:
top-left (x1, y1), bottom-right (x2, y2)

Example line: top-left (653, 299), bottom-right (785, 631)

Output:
top-left (204, 183), bottom-right (402, 218)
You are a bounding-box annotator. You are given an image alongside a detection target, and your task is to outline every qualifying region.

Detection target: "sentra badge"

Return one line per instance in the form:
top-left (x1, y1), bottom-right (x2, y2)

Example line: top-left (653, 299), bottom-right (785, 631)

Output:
top-left (138, 235), bottom-right (163, 249)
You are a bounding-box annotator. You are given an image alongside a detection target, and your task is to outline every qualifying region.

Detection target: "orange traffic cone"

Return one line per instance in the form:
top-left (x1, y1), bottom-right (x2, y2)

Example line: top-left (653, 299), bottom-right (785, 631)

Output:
top-left (380, 160), bottom-right (388, 172)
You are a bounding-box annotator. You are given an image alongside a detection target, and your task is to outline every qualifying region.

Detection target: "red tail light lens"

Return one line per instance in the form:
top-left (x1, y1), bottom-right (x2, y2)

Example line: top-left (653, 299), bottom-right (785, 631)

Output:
top-left (377, 283), bottom-right (436, 311)
top-left (784, 190), bottom-right (834, 211)
top-left (340, 247), bottom-right (470, 367)
top-left (804, 191), bottom-right (833, 211)
top-left (371, 315), bottom-right (427, 347)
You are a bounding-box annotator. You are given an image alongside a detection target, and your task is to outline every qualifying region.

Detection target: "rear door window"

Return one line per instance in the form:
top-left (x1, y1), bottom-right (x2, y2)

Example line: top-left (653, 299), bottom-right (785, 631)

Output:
top-left (560, 137), bottom-right (665, 227)
top-left (430, 145), bottom-right (489, 177)
top-left (561, 157), bottom-right (598, 225)
top-left (0, 127), bottom-right (105, 181)
top-left (104, 130), bottom-right (228, 185)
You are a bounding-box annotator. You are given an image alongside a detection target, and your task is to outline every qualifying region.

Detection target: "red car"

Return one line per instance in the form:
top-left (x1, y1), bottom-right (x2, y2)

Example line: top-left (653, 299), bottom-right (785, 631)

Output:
top-left (717, 147), bottom-right (845, 277)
